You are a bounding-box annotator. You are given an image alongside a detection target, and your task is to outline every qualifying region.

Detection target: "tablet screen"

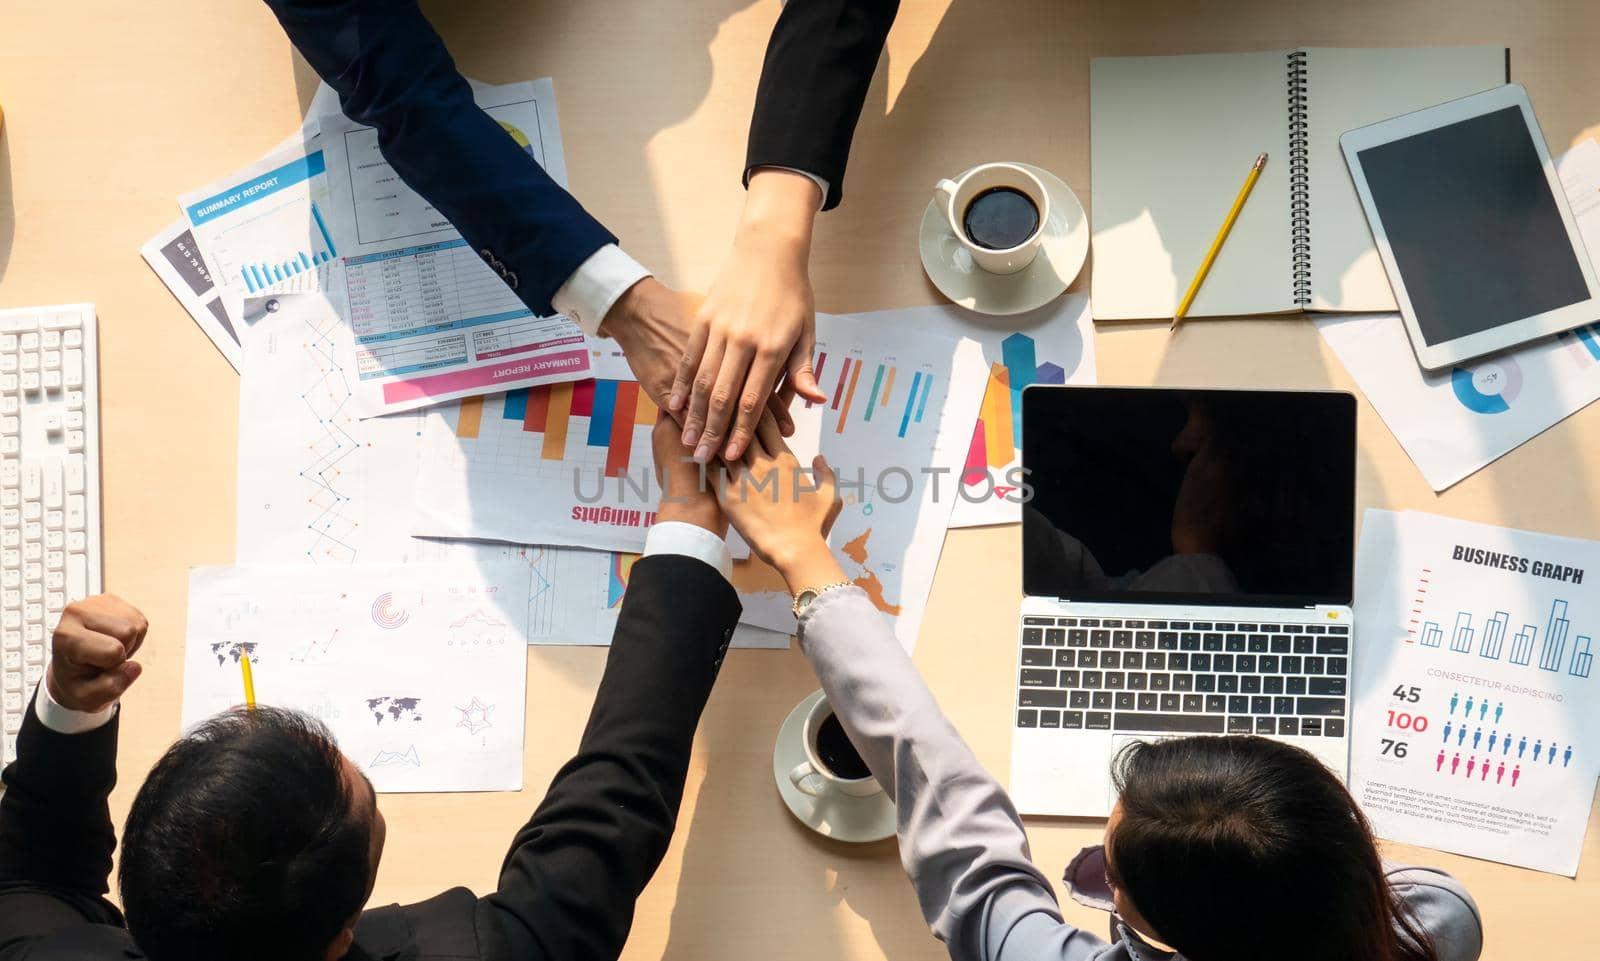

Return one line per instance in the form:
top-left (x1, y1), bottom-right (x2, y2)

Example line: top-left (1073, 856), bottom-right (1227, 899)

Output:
top-left (1357, 106), bottom-right (1589, 346)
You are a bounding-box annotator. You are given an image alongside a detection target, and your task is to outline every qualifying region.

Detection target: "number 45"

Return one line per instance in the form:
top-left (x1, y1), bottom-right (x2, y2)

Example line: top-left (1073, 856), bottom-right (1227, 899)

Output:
top-left (1380, 738), bottom-right (1408, 758)
top-left (1392, 685), bottom-right (1421, 703)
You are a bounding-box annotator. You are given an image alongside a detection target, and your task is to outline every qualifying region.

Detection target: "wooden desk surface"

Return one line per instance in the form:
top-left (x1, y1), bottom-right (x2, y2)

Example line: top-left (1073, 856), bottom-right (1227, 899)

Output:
top-left (2, 0), bottom-right (1598, 956)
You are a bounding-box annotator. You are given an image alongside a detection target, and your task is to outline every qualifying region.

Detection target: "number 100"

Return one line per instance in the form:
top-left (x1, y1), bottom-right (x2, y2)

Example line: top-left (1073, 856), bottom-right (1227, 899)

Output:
top-left (1386, 710), bottom-right (1428, 732)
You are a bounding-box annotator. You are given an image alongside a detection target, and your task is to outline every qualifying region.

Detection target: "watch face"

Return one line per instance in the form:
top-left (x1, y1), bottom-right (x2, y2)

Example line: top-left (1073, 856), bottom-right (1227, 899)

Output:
top-left (792, 589), bottom-right (819, 616)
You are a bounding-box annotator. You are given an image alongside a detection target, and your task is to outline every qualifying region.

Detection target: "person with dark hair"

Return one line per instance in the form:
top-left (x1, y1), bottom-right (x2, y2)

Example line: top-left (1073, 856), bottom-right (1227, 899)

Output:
top-left (713, 414), bottom-right (1483, 961)
top-left (0, 416), bottom-right (742, 961)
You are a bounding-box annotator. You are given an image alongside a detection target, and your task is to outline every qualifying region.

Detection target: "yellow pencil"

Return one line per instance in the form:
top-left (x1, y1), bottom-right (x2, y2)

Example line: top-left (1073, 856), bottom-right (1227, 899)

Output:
top-left (1172, 152), bottom-right (1268, 331)
top-left (240, 654), bottom-right (257, 710)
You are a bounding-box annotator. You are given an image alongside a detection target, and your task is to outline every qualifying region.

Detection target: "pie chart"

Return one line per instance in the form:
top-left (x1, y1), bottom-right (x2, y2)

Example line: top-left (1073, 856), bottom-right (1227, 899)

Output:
top-left (1450, 358), bottom-right (1523, 415)
top-left (497, 120), bottom-right (537, 160)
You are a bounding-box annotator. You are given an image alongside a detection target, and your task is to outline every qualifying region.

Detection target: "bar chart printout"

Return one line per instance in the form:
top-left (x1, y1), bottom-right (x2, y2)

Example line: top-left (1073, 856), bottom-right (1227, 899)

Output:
top-left (179, 144), bottom-right (338, 299)
top-left (318, 79), bottom-right (593, 416)
top-left (732, 315), bottom-right (989, 652)
top-left (1413, 595), bottom-right (1594, 679)
top-left (826, 298), bottom-right (1097, 527)
top-left (1350, 509), bottom-right (1600, 875)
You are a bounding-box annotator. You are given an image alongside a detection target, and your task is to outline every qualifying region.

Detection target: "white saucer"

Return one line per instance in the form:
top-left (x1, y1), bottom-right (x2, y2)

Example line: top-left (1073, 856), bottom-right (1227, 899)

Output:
top-left (772, 690), bottom-right (897, 844)
top-left (919, 163), bottom-right (1089, 316)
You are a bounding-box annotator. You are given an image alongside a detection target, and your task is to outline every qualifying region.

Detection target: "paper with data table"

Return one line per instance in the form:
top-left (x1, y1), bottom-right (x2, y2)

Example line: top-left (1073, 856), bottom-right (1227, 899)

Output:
top-left (1315, 140), bottom-right (1600, 491)
top-left (318, 79), bottom-right (591, 416)
top-left (235, 294), bottom-right (643, 647)
top-left (182, 563), bottom-right (531, 793)
top-left (152, 84), bottom-right (344, 370)
top-left (1350, 510), bottom-right (1600, 875)
top-left (857, 296), bottom-right (1097, 527)
top-left (728, 317), bottom-right (988, 651)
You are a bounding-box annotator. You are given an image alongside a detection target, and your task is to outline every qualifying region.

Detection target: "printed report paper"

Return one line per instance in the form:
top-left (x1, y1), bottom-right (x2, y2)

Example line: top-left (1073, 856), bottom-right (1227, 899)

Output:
top-left (317, 79), bottom-right (591, 416)
top-left (726, 315), bottom-right (988, 651)
top-left (179, 142), bottom-right (339, 299)
top-left (182, 563), bottom-right (531, 793)
top-left (856, 296), bottom-right (1097, 527)
top-left (236, 294), bottom-right (623, 645)
top-left (141, 218), bottom-right (244, 370)
top-left (1350, 509), bottom-right (1600, 875)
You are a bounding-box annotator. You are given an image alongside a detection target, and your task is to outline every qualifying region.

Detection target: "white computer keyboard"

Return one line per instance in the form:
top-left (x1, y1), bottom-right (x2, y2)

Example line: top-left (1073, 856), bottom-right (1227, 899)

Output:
top-left (0, 304), bottom-right (101, 763)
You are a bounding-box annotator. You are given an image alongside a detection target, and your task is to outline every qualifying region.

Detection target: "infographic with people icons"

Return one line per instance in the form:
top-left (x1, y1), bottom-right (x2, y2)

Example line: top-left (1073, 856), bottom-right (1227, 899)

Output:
top-left (1351, 510), bottom-right (1600, 875)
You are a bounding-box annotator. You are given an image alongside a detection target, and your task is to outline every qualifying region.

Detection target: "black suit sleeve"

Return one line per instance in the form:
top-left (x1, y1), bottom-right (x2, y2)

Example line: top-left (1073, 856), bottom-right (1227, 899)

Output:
top-left (744, 0), bottom-right (901, 210)
top-left (263, 0), bottom-right (617, 315)
top-left (0, 692), bottom-right (125, 947)
top-left (482, 554), bottom-right (741, 961)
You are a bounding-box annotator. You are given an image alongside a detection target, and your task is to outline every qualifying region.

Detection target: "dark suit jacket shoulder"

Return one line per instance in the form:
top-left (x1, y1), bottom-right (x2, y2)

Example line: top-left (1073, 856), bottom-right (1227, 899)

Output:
top-left (745, 0), bottom-right (901, 209)
top-left (263, 0), bottom-right (616, 315)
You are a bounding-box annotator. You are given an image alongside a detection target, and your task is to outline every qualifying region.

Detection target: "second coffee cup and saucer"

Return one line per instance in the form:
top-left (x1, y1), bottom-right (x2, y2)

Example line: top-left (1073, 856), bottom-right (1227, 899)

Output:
top-left (919, 160), bottom-right (1089, 315)
top-left (772, 690), bottom-right (896, 844)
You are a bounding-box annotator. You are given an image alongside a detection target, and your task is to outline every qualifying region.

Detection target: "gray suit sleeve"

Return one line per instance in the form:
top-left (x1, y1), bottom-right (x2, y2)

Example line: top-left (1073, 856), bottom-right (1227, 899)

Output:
top-left (798, 588), bottom-right (1115, 961)
top-left (1384, 864), bottom-right (1483, 961)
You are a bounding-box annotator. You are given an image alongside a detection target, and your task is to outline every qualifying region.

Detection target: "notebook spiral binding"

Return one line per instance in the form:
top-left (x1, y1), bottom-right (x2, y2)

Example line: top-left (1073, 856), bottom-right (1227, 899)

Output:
top-left (1288, 51), bottom-right (1311, 307)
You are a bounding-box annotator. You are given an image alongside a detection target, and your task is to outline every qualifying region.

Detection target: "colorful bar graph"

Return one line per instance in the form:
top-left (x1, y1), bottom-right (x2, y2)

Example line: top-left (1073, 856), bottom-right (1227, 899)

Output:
top-left (525, 385), bottom-right (551, 433)
top-left (543, 381), bottom-right (573, 460)
top-left (894, 371), bottom-right (921, 438)
top-left (809, 352), bottom-right (829, 408)
top-left (1481, 612), bottom-right (1508, 660)
top-left (1450, 612), bottom-right (1474, 653)
top-left (880, 366), bottom-right (896, 407)
top-left (1540, 599), bottom-right (1570, 672)
top-left (311, 204), bottom-right (337, 259)
top-left (1510, 625), bottom-right (1535, 665)
top-left (588, 380), bottom-right (619, 446)
top-left (502, 389), bottom-right (529, 422)
top-left (835, 359), bottom-right (864, 432)
top-left (863, 364), bottom-right (887, 422)
top-left (605, 382), bottom-right (641, 476)
top-left (1000, 334), bottom-right (1037, 448)
top-left (961, 334), bottom-right (1073, 482)
top-left (1571, 635), bottom-right (1594, 678)
top-left (456, 395), bottom-right (484, 439)
top-left (831, 358), bottom-right (853, 410)
top-left (635, 391), bottom-right (658, 425)
top-left (571, 379), bottom-right (596, 417)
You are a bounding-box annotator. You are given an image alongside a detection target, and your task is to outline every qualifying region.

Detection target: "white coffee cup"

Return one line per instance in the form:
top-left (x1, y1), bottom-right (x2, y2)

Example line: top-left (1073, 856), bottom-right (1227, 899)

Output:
top-left (787, 693), bottom-right (883, 799)
top-left (933, 162), bottom-right (1050, 275)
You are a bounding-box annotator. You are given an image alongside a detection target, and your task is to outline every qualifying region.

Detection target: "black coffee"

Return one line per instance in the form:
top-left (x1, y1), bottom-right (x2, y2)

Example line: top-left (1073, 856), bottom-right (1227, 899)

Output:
top-left (815, 714), bottom-right (871, 780)
top-left (962, 187), bottom-right (1040, 251)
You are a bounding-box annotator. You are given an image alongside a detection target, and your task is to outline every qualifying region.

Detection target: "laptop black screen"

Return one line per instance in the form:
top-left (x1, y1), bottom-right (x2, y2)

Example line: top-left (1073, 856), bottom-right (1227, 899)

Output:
top-left (1022, 387), bottom-right (1356, 607)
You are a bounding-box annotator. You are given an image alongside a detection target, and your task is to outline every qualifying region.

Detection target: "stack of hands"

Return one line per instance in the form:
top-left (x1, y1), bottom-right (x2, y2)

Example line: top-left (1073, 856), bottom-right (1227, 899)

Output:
top-left (649, 408), bottom-right (845, 598)
top-left (603, 170), bottom-right (827, 465)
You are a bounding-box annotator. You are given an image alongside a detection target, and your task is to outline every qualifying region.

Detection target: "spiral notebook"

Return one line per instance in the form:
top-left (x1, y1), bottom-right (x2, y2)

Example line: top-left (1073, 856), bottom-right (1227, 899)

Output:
top-left (1090, 47), bottom-right (1508, 321)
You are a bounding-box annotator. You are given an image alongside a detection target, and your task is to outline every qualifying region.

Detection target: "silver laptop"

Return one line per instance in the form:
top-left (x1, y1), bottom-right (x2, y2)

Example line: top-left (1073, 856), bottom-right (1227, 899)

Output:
top-left (1009, 386), bottom-right (1357, 817)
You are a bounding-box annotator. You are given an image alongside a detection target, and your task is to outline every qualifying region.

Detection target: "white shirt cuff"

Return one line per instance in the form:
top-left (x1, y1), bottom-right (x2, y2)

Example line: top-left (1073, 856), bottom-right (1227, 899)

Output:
top-left (34, 676), bottom-right (117, 735)
top-left (644, 521), bottom-right (732, 582)
top-left (754, 166), bottom-right (829, 210)
top-left (551, 244), bottom-right (652, 336)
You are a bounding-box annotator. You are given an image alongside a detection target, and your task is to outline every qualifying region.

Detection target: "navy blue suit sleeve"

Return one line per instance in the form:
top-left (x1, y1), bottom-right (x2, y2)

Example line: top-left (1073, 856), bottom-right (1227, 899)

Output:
top-left (264, 0), bottom-right (617, 314)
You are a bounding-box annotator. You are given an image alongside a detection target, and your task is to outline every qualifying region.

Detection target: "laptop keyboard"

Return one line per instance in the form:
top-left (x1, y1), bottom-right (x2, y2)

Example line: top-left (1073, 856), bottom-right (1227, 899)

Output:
top-left (1015, 617), bottom-right (1350, 738)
